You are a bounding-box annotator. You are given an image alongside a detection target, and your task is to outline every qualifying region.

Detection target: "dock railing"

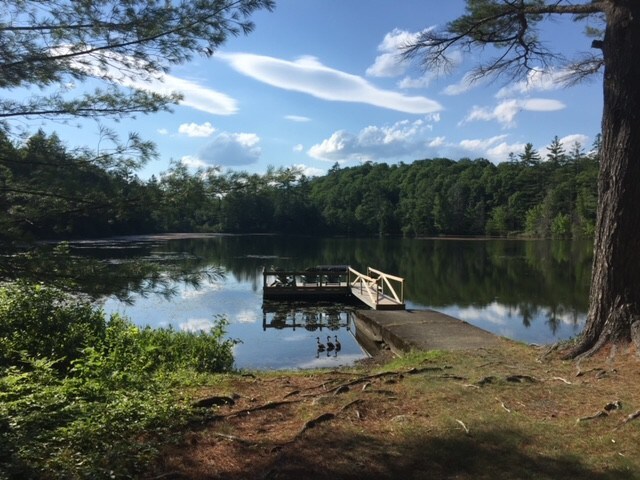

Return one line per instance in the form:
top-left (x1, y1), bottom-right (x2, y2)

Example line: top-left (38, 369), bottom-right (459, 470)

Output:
top-left (348, 266), bottom-right (404, 308)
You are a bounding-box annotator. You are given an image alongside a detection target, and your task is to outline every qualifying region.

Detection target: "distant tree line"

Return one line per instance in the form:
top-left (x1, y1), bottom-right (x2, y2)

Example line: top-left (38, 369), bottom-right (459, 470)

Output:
top-left (0, 130), bottom-right (599, 243)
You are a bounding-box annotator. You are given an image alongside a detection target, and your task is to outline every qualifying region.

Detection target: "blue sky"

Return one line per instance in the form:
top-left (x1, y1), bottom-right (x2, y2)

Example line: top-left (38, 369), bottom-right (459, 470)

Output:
top-left (30, 0), bottom-right (604, 179)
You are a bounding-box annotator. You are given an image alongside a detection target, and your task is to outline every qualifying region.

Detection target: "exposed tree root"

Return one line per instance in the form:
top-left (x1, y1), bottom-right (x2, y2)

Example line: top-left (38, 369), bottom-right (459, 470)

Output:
top-left (212, 432), bottom-right (257, 446)
top-left (283, 390), bottom-right (300, 399)
top-left (225, 400), bottom-right (301, 419)
top-left (506, 374), bottom-right (537, 383)
top-left (621, 410), bottom-right (640, 425)
top-left (339, 399), bottom-right (364, 413)
top-left (577, 411), bottom-right (608, 422)
top-left (192, 395), bottom-right (236, 408)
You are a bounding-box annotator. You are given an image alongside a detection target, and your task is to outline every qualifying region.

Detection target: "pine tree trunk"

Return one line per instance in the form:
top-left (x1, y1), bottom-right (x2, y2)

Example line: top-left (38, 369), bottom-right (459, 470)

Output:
top-left (567, 0), bottom-right (640, 357)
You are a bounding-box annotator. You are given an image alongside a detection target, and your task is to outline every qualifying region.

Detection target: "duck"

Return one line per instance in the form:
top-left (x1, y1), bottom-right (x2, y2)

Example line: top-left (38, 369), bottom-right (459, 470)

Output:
top-left (326, 335), bottom-right (335, 352)
top-left (334, 336), bottom-right (341, 352)
top-left (316, 337), bottom-right (326, 352)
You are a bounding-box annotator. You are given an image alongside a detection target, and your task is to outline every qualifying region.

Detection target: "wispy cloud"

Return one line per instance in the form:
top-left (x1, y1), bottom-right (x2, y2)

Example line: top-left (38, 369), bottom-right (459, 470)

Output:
top-left (442, 70), bottom-right (487, 96)
top-left (178, 121), bottom-right (216, 137)
top-left (496, 68), bottom-right (570, 98)
top-left (398, 73), bottom-right (435, 89)
top-left (461, 98), bottom-right (565, 127)
top-left (218, 52), bottom-right (442, 114)
top-left (58, 46), bottom-right (239, 115)
top-left (285, 115), bottom-right (311, 122)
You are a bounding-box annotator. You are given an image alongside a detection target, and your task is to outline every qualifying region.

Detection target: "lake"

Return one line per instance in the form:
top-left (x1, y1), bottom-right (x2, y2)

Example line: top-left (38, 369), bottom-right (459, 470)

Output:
top-left (68, 234), bottom-right (592, 370)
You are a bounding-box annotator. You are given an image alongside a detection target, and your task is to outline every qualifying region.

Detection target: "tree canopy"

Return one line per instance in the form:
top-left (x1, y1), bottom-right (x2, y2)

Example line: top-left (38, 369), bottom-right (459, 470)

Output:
top-left (0, 0), bottom-right (275, 123)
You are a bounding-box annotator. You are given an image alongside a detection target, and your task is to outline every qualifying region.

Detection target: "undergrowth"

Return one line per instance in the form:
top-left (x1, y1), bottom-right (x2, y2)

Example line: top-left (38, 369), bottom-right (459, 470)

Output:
top-left (0, 282), bottom-right (236, 480)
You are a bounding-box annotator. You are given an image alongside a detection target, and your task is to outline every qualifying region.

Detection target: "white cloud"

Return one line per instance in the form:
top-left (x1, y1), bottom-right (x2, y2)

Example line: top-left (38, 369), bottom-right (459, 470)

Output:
top-left (293, 163), bottom-right (325, 177)
top-left (236, 310), bottom-right (258, 324)
top-left (141, 74), bottom-right (238, 115)
top-left (442, 71), bottom-right (486, 95)
top-left (198, 132), bottom-right (261, 166)
top-left (178, 121), bottom-right (216, 137)
top-left (496, 68), bottom-right (570, 98)
top-left (57, 46), bottom-right (238, 115)
top-left (308, 118), bottom-right (436, 163)
top-left (459, 135), bottom-right (509, 152)
top-left (486, 141), bottom-right (527, 161)
top-left (285, 115), bottom-right (311, 122)
top-left (293, 144), bottom-right (304, 153)
top-left (366, 28), bottom-right (419, 78)
top-left (398, 73), bottom-right (435, 89)
top-left (457, 135), bottom-right (526, 163)
top-left (297, 353), bottom-right (364, 369)
top-left (558, 134), bottom-right (590, 150)
top-left (456, 302), bottom-right (511, 326)
top-left (366, 52), bottom-right (405, 78)
top-left (218, 52), bottom-right (442, 114)
top-left (157, 128), bottom-right (169, 135)
top-left (309, 123), bottom-right (531, 165)
top-left (462, 98), bottom-right (565, 127)
top-left (521, 98), bottom-right (566, 112)
top-left (428, 136), bottom-right (446, 148)
top-left (179, 318), bottom-right (214, 332)
top-left (180, 155), bottom-right (209, 169)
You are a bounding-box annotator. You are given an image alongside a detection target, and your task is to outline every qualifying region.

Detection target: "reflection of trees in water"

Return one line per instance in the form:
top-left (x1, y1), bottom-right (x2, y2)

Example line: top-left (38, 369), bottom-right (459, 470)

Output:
top-left (5, 236), bottom-right (591, 334)
top-left (0, 241), bottom-right (224, 302)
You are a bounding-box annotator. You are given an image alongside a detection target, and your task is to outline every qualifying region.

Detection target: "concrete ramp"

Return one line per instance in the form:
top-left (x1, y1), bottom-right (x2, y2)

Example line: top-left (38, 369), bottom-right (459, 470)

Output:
top-left (354, 309), bottom-right (500, 356)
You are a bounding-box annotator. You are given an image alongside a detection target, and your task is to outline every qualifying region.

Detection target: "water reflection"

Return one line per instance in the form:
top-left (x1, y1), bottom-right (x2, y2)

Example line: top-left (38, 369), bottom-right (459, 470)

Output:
top-left (70, 235), bottom-right (591, 369)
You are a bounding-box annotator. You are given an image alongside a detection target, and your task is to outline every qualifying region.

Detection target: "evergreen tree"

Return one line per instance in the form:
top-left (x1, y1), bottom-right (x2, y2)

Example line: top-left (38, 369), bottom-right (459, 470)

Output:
top-left (546, 136), bottom-right (567, 165)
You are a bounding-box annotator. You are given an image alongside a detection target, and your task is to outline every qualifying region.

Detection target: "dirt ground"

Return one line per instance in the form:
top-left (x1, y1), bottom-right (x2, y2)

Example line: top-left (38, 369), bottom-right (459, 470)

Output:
top-left (149, 341), bottom-right (640, 480)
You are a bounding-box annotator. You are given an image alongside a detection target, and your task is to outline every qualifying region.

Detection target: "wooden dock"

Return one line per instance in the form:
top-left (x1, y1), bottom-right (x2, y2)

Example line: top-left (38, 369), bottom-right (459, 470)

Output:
top-left (262, 266), bottom-right (405, 310)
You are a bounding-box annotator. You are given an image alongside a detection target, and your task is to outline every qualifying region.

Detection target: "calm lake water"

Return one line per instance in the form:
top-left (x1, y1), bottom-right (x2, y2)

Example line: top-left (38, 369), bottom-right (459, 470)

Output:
top-left (70, 234), bottom-right (592, 370)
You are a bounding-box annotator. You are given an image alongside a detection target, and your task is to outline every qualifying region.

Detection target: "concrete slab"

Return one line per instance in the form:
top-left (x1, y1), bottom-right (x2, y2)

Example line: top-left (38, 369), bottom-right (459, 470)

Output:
top-left (354, 309), bottom-right (500, 356)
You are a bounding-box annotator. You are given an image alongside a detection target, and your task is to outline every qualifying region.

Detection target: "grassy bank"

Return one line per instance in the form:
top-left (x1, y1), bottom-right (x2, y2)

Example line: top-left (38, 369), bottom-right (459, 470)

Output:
top-left (154, 342), bottom-right (640, 480)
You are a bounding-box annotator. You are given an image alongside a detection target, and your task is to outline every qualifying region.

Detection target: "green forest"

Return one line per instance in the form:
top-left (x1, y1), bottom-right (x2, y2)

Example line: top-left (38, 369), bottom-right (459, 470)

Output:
top-left (1, 130), bottom-right (599, 243)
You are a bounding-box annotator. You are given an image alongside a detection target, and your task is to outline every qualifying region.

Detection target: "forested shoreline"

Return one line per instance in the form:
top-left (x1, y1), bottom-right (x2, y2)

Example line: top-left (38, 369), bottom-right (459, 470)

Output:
top-left (1, 130), bottom-right (599, 243)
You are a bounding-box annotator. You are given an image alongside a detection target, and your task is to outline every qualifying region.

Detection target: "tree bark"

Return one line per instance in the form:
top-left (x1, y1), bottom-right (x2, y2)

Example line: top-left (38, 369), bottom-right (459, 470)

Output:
top-left (566, 0), bottom-right (640, 357)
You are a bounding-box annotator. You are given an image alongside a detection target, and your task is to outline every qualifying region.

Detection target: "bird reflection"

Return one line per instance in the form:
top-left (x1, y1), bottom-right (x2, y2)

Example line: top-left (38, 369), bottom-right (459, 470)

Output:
top-left (326, 335), bottom-right (335, 352)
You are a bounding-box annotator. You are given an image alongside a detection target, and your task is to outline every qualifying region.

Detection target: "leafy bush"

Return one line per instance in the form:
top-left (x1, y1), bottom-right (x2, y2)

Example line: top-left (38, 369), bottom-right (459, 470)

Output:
top-left (0, 282), bottom-right (236, 479)
top-left (0, 282), bottom-right (106, 372)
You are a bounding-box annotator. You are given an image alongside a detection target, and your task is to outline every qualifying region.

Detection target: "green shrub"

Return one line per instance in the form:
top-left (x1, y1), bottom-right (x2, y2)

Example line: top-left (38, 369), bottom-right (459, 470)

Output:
top-left (0, 283), bottom-right (106, 373)
top-left (0, 282), bottom-right (237, 479)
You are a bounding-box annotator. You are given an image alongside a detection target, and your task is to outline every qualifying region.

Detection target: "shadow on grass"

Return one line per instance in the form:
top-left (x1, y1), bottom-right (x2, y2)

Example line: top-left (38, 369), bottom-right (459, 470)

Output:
top-left (252, 426), bottom-right (630, 480)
